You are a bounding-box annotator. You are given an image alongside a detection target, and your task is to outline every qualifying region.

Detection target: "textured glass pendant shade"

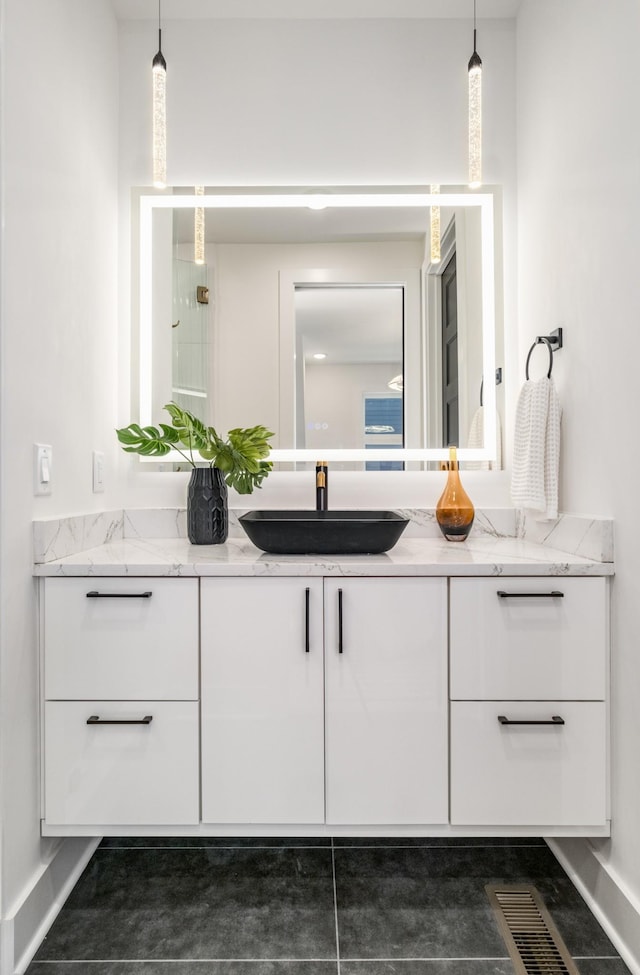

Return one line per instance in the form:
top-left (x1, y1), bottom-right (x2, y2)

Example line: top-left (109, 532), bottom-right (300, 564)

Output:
top-left (430, 183), bottom-right (441, 263)
top-left (194, 185), bottom-right (205, 264)
top-left (468, 17), bottom-right (482, 188)
top-left (152, 3), bottom-right (166, 189)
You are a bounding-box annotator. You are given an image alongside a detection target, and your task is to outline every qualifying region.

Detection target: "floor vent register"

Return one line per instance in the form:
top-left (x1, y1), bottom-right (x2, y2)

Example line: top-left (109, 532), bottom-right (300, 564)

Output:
top-left (486, 884), bottom-right (580, 975)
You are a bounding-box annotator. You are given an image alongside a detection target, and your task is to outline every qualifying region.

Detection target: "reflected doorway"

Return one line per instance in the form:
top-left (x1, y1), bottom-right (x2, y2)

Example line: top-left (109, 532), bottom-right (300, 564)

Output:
top-left (294, 285), bottom-right (405, 467)
top-left (441, 252), bottom-right (459, 447)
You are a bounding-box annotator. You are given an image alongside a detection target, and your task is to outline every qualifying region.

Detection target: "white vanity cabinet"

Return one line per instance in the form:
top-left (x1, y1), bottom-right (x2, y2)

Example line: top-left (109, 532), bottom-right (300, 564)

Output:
top-left (449, 577), bottom-right (608, 828)
top-left (38, 564), bottom-right (610, 836)
top-left (201, 576), bottom-right (448, 826)
top-left (42, 578), bottom-right (200, 827)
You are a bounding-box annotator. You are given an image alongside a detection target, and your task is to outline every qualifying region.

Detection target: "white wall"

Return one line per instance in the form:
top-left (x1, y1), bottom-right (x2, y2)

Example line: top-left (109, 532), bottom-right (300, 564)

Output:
top-left (517, 0), bottom-right (640, 968)
top-left (0, 0), bottom-right (120, 968)
top-left (118, 16), bottom-right (517, 508)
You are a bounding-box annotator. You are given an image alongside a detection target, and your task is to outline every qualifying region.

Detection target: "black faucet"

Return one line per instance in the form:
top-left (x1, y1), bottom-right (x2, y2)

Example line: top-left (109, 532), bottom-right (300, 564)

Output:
top-left (315, 461), bottom-right (328, 510)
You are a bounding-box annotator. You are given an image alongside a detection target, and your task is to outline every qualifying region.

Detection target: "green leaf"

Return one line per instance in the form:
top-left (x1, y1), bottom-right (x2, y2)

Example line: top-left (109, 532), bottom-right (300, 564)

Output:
top-left (115, 422), bottom-right (182, 459)
top-left (116, 405), bottom-right (274, 491)
top-left (163, 402), bottom-right (209, 451)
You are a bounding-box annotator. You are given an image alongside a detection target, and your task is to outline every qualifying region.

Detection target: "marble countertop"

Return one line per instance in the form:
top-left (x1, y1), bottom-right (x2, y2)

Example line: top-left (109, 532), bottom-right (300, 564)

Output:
top-left (33, 534), bottom-right (614, 577)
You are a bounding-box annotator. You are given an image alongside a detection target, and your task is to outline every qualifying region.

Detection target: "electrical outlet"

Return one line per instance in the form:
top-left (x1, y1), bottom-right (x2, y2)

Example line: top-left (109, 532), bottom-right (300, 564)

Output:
top-left (92, 450), bottom-right (105, 493)
top-left (34, 444), bottom-right (53, 496)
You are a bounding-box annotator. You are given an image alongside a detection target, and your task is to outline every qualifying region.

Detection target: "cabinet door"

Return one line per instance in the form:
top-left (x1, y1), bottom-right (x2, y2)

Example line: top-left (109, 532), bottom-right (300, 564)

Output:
top-left (324, 577), bottom-right (447, 825)
top-left (201, 578), bottom-right (324, 824)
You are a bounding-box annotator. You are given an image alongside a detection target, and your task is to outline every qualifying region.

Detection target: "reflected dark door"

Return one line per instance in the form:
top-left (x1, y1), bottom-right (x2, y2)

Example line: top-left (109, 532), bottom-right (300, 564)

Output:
top-left (441, 253), bottom-right (459, 446)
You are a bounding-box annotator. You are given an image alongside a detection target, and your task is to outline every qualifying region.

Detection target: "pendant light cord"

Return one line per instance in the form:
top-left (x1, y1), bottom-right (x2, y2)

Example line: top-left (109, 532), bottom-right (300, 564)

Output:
top-left (158, 0), bottom-right (162, 55)
top-left (473, 0), bottom-right (477, 55)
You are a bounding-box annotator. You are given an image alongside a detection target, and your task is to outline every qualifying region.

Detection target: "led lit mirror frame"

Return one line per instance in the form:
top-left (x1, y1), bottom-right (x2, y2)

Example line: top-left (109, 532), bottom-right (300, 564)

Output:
top-left (138, 189), bottom-right (497, 464)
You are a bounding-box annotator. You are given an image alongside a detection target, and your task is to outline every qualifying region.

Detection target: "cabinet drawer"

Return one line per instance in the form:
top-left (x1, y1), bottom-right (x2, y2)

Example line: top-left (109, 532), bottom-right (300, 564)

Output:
top-left (450, 701), bottom-right (607, 827)
top-left (44, 578), bottom-right (198, 700)
top-left (450, 577), bottom-right (607, 700)
top-left (44, 701), bottom-right (199, 826)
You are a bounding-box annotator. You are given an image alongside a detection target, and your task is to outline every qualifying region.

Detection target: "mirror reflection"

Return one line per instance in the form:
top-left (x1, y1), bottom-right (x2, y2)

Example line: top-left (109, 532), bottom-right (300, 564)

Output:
top-left (140, 188), bottom-right (500, 465)
top-left (295, 285), bottom-right (404, 468)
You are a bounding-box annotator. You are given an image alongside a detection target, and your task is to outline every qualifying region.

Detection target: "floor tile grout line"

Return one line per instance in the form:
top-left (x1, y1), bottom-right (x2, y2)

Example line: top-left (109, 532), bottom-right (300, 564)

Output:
top-left (331, 836), bottom-right (341, 975)
top-left (98, 845), bottom-right (335, 851)
top-left (342, 955), bottom-right (620, 964)
top-left (27, 955), bottom-right (625, 965)
top-left (28, 956), bottom-right (516, 964)
top-left (97, 841), bottom-right (547, 851)
top-left (326, 842), bottom-right (547, 849)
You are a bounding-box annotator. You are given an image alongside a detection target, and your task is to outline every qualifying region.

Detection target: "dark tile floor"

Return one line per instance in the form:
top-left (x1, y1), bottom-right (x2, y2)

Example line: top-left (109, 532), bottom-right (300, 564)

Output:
top-left (26, 838), bottom-right (630, 975)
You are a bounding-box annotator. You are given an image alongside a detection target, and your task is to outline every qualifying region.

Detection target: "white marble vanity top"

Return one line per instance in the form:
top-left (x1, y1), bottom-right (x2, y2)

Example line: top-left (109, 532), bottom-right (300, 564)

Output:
top-left (33, 534), bottom-right (613, 578)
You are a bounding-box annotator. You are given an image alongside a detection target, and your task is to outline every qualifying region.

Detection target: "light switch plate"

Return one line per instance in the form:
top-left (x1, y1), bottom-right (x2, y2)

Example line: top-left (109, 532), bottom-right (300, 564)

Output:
top-left (92, 450), bottom-right (105, 493)
top-left (34, 444), bottom-right (52, 496)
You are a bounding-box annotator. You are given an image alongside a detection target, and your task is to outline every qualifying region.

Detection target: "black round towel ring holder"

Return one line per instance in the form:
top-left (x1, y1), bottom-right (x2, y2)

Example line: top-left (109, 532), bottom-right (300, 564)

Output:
top-left (525, 336), bottom-right (554, 380)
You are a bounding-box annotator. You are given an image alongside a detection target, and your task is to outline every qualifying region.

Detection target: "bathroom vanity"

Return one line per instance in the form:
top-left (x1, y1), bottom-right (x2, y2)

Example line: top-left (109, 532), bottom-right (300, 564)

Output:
top-left (34, 518), bottom-right (612, 839)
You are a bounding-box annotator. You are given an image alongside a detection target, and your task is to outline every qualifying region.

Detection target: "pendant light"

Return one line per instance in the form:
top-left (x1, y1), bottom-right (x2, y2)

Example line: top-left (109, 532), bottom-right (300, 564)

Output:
top-left (468, 0), bottom-right (482, 188)
top-left (194, 186), bottom-right (205, 264)
top-left (152, 0), bottom-right (167, 189)
top-left (430, 183), bottom-right (441, 264)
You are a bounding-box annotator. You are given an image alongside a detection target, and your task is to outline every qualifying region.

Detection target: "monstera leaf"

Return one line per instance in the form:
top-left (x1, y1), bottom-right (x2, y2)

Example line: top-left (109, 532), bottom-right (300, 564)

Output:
top-left (115, 422), bottom-right (181, 457)
top-left (116, 405), bottom-right (274, 494)
top-left (163, 402), bottom-right (209, 452)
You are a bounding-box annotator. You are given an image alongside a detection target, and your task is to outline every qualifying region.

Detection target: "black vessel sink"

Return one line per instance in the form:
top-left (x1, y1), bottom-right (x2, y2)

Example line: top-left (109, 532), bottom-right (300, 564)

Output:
top-left (239, 510), bottom-right (409, 555)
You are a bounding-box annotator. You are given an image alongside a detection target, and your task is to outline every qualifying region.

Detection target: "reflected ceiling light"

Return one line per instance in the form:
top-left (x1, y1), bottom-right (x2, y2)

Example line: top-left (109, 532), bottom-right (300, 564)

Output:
top-left (313, 352), bottom-right (327, 359)
top-left (388, 375), bottom-right (403, 392)
top-left (468, 0), bottom-right (483, 188)
top-left (152, 0), bottom-right (167, 189)
top-left (194, 185), bottom-right (205, 264)
top-left (430, 184), bottom-right (441, 263)
top-left (307, 195), bottom-right (328, 210)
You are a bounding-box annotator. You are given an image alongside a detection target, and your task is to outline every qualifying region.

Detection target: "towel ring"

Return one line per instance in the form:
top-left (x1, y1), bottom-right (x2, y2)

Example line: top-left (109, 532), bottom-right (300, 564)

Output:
top-left (525, 336), bottom-right (554, 380)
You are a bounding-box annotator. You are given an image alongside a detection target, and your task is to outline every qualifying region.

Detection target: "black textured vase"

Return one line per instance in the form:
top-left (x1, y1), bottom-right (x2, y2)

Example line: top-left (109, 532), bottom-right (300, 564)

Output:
top-left (187, 467), bottom-right (228, 545)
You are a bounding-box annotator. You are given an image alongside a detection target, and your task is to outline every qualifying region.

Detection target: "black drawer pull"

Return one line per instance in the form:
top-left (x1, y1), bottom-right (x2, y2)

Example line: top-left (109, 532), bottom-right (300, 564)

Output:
top-left (305, 587), bottom-right (310, 653)
top-left (86, 591), bottom-right (152, 598)
top-left (87, 715), bottom-right (153, 725)
top-left (338, 588), bottom-right (343, 654)
top-left (497, 590), bottom-right (564, 599)
top-left (498, 714), bottom-right (565, 726)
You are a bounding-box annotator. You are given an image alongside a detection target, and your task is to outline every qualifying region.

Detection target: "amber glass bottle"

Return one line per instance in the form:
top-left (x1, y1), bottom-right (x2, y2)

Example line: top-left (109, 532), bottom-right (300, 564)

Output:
top-left (435, 446), bottom-right (475, 542)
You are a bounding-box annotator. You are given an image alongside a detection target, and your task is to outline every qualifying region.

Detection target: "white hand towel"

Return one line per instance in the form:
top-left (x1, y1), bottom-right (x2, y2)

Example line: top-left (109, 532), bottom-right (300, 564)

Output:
top-left (465, 406), bottom-right (502, 470)
top-left (511, 376), bottom-right (561, 519)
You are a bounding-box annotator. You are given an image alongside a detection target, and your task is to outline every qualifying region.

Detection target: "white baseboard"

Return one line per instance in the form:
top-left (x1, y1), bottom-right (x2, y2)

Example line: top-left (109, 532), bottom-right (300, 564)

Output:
top-left (548, 837), bottom-right (640, 975)
top-left (2, 836), bottom-right (99, 975)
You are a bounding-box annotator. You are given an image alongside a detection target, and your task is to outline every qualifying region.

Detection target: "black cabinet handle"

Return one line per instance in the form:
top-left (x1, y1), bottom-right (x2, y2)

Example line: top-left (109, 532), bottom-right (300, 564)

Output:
top-left (498, 714), bottom-right (565, 726)
top-left (87, 715), bottom-right (153, 725)
top-left (497, 590), bottom-right (564, 599)
top-left (338, 588), bottom-right (343, 654)
top-left (305, 587), bottom-right (310, 653)
top-left (86, 591), bottom-right (152, 599)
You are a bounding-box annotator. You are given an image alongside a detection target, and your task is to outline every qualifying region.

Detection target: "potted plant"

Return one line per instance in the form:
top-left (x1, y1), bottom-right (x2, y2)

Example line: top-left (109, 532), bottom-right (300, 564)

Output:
top-left (116, 402), bottom-right (274, 545)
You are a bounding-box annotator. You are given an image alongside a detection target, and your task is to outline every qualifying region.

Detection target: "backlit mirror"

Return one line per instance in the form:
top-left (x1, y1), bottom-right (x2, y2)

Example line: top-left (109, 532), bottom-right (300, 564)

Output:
top-left (137, 188), bottom-right (501, 466)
